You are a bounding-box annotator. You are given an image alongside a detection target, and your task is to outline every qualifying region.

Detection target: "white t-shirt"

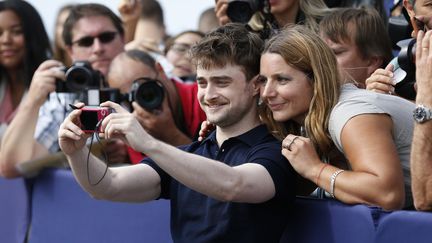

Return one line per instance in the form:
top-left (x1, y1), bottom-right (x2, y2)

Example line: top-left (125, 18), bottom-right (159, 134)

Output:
top-left (329, 83), bottom-right (415, 207)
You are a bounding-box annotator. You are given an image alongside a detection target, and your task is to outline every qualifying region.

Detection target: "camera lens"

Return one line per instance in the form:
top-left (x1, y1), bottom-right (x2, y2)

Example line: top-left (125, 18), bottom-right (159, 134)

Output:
top-left (135, 80), bottom-right (165, 112)
top-left (227, 1), bottom-right (254, 23)
top-left (65, 66), bottom-right (92, 91)
top-left (62, 61), bottom-right (101, 92)
top-left (227, 0), bottom-right (262, 24)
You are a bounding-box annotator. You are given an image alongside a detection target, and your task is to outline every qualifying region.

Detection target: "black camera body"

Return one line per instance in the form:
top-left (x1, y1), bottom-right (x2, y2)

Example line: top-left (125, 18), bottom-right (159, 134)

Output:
top-left (397, 38), bottom-right (416, 76)
top-left (83, 88), bottom-right (123, 106)
top-left (127, 78), bottom-right (165, 112)
top-left (227, 0), bottom-right (264, 23)
top-left (75, 77), bottom-right (165, 113)
top-left (56, 61), bottom-right (102, 93)
top-left (393, 38), bottom-right (417, 100)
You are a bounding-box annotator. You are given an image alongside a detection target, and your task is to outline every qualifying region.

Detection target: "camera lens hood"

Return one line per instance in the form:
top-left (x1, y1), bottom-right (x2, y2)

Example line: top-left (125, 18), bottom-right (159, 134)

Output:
top-left (134, 79), bottom-right (165, 112)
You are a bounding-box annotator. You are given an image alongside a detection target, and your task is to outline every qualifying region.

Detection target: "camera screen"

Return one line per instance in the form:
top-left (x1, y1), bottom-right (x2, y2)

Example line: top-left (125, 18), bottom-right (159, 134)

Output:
top-left (80, 110), bottom-right (99, 132)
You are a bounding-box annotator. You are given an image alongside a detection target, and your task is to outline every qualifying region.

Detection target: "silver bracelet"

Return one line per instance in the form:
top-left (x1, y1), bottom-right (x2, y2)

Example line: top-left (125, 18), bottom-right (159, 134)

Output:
top-left (330, 169), bottom-right (345, 198)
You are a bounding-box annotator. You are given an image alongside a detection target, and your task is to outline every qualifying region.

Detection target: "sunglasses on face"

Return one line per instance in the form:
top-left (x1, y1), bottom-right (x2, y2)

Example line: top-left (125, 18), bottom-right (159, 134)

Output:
top-left (72, 31), bottom-right (117, 47)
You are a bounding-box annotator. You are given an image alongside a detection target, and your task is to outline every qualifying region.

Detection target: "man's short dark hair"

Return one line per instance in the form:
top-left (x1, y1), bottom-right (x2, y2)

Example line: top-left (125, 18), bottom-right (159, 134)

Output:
top-left (63, 3), bottom-right (124, 46)
top-left (190, 23), bottom-right (263, 81)
top-left (320, 7), bottom-right (393, 68)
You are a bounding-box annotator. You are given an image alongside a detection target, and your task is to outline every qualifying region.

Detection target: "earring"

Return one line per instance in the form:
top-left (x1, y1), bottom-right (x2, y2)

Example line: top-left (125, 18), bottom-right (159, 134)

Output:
top-left (258, 97), bottom-right (263, 106)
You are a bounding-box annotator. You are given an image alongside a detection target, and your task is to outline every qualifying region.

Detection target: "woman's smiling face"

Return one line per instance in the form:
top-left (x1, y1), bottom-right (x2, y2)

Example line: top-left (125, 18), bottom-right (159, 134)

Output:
top-left (259, 53), bottom-right (313, 124)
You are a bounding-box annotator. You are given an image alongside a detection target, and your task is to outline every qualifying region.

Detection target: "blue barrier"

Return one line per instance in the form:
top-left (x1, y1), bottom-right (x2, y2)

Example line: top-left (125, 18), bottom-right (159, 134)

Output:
top-left (0, 177), bottom-right (31, 243)
top-left (28, 169), bottom-right (172, 243)
top-left (281, 197), bottom-right (376, 243)
top-left (374, 210), bottom-right (432, 243)
top-left (2, 168), bottom-right (432, 243)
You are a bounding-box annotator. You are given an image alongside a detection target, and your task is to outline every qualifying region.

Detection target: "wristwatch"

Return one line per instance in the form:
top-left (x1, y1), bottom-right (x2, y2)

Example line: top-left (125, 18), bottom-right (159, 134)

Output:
top-left (413, 104), bottom-right (432, 123)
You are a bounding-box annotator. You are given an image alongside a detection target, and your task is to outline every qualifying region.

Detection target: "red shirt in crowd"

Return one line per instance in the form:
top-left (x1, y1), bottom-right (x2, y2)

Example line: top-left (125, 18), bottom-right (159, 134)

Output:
top-left (128, 80), bottom-right (206, 164)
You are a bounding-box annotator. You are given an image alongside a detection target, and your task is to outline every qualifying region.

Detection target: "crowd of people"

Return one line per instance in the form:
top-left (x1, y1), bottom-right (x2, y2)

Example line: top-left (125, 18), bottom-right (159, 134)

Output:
top-left (0, 0), bottom-right (432, 241)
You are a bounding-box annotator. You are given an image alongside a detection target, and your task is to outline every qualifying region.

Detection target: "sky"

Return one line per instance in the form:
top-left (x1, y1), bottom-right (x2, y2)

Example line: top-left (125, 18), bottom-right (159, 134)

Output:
top-left (28, 0), bottom-right (215, 40)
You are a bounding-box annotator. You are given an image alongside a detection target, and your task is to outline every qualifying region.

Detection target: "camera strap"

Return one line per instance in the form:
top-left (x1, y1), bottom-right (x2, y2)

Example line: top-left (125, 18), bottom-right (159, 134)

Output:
top-left (86, 119), bottom-right (109, 186)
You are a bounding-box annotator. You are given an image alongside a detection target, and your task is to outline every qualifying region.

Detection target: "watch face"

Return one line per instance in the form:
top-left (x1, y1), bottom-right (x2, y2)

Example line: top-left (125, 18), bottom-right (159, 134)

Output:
top-left (414, 107), bottom-right (427, 123)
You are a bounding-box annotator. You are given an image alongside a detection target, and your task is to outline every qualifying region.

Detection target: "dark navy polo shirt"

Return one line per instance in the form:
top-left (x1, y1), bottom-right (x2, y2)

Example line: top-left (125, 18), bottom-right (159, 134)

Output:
top-left (142, 124), bottom-right (296, 243)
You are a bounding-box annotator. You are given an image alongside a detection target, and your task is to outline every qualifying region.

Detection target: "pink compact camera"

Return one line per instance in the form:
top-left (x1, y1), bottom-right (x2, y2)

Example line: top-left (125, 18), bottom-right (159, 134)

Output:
top-left (80, 106), bottom-right (113, 133)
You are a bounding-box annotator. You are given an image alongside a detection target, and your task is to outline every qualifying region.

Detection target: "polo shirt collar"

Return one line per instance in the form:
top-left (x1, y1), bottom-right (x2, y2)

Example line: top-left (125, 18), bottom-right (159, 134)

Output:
top-left (201, 124), bottom-right (268, 147)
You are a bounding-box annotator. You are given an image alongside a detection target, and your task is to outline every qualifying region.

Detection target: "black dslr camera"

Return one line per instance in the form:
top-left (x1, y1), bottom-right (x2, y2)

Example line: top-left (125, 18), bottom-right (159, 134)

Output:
top-left (56, 61), bottom-right (102, 93)
top-left (392, 38), bottom-right (417, 100)
top-left (127, 77), bottom-right (165, 112)
top-left (227, 0), bottom-right (264, 23)
top-left (83, 88), bottom-right (123, 106)
top-left (79, 78), bottom-right (165, 113)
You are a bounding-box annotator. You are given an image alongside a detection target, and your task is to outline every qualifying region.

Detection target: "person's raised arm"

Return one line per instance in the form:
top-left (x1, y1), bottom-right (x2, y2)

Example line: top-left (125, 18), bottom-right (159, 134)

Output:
top-left (58, 103), bottom-right (161, 202)
top-left (0, 60), bottom-right (63, 178)
top-left (411, 30), bottom-right (432, 211)
top-left (101, 101), bottom-right (279, 203)
top-left (118, 0), bottom-right (142, 43)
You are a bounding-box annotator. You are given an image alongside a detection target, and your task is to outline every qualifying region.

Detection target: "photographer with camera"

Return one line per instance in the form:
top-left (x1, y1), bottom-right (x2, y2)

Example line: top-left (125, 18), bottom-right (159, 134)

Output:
top-left (365, 0), bottom-right (429, 99)
top-left (411, 29), bottom-right (432, 211)
top-left (107, 49), bottom-right (206, 163)
top-left (364, 0), bottom-right (432, 211)
top-left (0, 3), bottom-right (125, 178)
top-left (410, 15), bottom-right (432, 211)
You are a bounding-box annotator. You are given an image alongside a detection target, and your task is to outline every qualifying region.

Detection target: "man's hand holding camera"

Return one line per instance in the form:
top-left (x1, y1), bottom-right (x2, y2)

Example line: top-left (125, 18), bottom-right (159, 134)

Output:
top-left (59, 101), bottom-right (155, 157)
top-left (99, 101), bottom-right (154, 152)
top-left (58, 102), bottom-right (91, 156)
top-left (27, 60), bottom-right (65, 106)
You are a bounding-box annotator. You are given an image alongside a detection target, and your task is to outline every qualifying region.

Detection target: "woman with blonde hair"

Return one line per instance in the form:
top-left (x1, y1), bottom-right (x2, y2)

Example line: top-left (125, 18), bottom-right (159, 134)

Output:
top-left (259, 25), bottom-right (415, 210)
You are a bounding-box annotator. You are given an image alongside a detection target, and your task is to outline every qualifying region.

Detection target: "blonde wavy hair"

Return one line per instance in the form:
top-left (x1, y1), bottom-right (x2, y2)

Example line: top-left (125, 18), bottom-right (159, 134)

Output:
top-left (299, 0), bottom-right (331, 33)
top-left (260, 25), bottom-right (340, 156)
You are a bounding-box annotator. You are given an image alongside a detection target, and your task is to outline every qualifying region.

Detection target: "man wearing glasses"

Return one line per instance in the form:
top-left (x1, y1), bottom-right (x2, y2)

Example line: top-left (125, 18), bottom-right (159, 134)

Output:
top-left (0, 4), bottom-right (125, 178)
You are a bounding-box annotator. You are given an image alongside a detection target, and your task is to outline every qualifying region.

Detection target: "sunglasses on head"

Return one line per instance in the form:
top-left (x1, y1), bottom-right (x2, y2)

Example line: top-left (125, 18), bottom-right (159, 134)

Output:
top-left (72, 31), bottom-right (117, 47)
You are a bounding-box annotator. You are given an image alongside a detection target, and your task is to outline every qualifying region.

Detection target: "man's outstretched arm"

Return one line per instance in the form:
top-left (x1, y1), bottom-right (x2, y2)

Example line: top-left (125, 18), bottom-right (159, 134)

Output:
top-left (101, 101), bottom-right (279, 204)
top-left (59, 104), bottom-right (161, 202)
